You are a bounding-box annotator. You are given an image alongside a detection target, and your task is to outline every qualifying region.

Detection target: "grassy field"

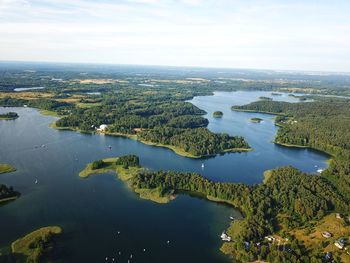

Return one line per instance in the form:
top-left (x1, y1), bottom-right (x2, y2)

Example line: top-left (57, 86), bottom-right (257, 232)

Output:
top-left (134, 188), bottom-right (172, 204)
top-left (11, 226), bottom-right (62, 262)
top-left (0, 164), bottom-right (16, 174)
top-left (284, 213), bottom-right (350, 262)
top-left (39, 109), bottom-right (60, 117)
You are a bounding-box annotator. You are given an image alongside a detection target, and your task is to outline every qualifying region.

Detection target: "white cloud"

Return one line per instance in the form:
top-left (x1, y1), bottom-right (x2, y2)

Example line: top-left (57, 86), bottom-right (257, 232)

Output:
top-left (0, 0), bottom-right (349, 71)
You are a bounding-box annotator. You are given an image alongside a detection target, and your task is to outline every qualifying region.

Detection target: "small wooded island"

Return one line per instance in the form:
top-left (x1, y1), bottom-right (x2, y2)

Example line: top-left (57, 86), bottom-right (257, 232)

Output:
top-left (0, 164), bottom-right (19, 204)
top-left (0, 112), bottom-right (18, 120)
top-left (0, 184), bottom-right (20, 203)
top-left (213, 111), bottom-right (223, 118)
top-left (250, 117), bottom-right (263, 123)
top-left (0, 226), bottom-right (63, 262)
top-left (0, 163), bottom-right (16, 174)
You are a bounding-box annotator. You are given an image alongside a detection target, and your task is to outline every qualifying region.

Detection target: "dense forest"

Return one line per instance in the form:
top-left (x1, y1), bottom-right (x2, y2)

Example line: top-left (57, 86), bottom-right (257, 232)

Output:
top-left (232, 98), bottom-right (350, 230)
top-left (138, 127), bottom-right (249, 156)
top-left (0, 85), bottom-right (250, 157)
top-left (101, 154), bottom-right (349, 262)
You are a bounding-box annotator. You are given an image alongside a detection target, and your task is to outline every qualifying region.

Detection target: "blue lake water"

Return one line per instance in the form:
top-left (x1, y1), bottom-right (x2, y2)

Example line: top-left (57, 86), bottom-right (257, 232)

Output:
top-left (0, 91), bottom-right (328, 262)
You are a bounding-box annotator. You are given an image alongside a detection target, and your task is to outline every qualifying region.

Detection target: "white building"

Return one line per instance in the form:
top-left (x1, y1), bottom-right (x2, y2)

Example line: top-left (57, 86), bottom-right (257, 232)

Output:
top-left (97, 124), bottom-right (108, 132)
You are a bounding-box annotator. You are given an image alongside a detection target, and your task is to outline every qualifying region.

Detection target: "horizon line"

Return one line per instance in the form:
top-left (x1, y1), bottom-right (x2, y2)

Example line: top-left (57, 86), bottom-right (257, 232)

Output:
top-left (1, 59), bottom-right (350, 75)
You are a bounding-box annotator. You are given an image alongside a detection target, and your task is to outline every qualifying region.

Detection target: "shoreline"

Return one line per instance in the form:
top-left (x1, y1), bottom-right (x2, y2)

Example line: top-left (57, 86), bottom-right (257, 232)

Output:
top-left (273, 140), bottom-right (332, 159)
top-left (0, 196), bottom-right (18, 204)
top-left (231, 108), bottom-right (284, 116)
top-left (0, 163), bottom-right (16, 174)
top-left (50, 121), bottom-right (252, 159)
top-left (79, 157), bottom-right (172, 204)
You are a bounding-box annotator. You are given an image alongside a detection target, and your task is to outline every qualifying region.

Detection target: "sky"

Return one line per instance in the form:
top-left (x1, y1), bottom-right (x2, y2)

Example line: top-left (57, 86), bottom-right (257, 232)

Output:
top-left (0, 0), bottom-right (350, 72)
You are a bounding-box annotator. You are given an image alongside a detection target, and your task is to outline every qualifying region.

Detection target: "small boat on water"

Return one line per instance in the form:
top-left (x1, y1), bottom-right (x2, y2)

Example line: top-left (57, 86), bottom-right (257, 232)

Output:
top-left (317, 168), bottom-right (324, 173)
top-left (108, 145), bottom-right (112, 149)
top-left (201, 163), bottom-right (205, 168)
top-left (229, 216), bottom-right (234, 220)
top-left (35, 179), bottom-right (38, 184)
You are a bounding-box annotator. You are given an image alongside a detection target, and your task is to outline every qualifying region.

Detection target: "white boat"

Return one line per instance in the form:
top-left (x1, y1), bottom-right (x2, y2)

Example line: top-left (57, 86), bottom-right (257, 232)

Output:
top-left (317, 168), bottom-right (324, 173)
top-left (229, 216), bottom-right (234, 220)
top-left (35, 179), bottom-right (38, 184)
top-left (201, 163), bottom-right (205, 168)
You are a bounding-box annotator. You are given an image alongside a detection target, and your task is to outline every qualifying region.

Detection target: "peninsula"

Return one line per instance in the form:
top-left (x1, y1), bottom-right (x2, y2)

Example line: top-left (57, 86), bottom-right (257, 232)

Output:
top-left (80, 154), bottom-right (350, 262)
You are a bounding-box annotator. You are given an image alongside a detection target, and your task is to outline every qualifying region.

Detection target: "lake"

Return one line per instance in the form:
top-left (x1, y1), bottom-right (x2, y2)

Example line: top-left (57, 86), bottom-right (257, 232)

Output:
top-left (0, 91), bottom-right (328, 262)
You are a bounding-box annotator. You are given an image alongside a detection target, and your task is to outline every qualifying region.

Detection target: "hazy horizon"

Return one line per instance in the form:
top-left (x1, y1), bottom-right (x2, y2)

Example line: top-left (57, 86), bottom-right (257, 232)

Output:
top-left (1, 0), bottom-right (350, 72)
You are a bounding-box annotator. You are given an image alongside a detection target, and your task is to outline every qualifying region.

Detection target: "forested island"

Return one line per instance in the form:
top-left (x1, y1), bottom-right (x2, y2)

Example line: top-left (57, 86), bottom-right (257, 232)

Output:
top-left (0, 226), bottom-right (63, 262)
top-left (0, 184), bottom-right (20, 203)
top-left (213, 111), bottom-right (223, 118)
top-left (0, 112), bottom-right (18, 120)
top-left (250, 117), bottom-right (263, 123)
top-left (0, 163), bottom-right (16, 174)
top-left (0, 164), bottom-right (19, 203)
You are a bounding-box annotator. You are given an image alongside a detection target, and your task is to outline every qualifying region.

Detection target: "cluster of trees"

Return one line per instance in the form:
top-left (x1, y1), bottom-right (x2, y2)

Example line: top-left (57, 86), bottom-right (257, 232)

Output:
top-left (0, 112), bottom-right (18, 119)
top-left (229, 97), bottom-right (350, 261)
top-left (0, 97), bottom-right (27, 107)
top-left (56, 101), bottom-right (207, 132)
top-left (130, 165), bottom-right (349, 262)
top-left (213, 111), bottom-right (223, 118)
top-left (115, 155), bottom-right (139, 168)
top-left (138, 127), bottom-right (249, 156)
top-left (51, 90), bottom-right (250, 156)
top-left (0, 87), bottom-right (250, 157)
top-left (0, 97), bottom-right (73, 115)
top-left (233, 99), bottom-right (350, 154)
top-left (91, 160), bottom-right (105, 170)
top-left (0, 184), bottom-right (20, 201)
